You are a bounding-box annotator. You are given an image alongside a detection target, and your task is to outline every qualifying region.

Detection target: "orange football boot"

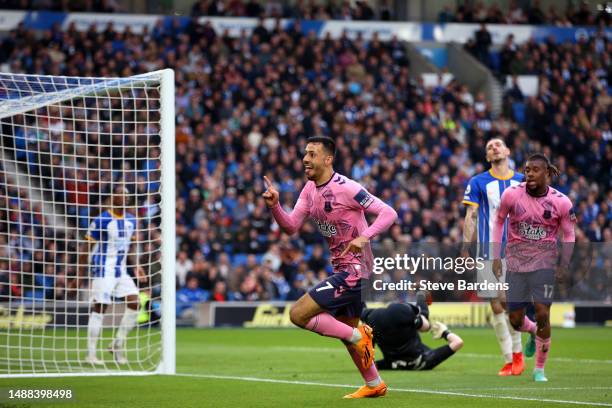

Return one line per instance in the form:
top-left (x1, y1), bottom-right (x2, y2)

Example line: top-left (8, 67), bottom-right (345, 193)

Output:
top-left (498, 362), bottom-right (513, 376)
top-left (512, 352), bottom-right (525, 375)
top-left (343, 382), bottom-right (388, 399)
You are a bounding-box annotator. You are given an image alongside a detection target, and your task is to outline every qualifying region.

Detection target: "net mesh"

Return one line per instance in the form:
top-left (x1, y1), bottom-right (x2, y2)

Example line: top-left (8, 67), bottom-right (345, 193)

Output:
top-left (0, 71), bottom-right (167, 375)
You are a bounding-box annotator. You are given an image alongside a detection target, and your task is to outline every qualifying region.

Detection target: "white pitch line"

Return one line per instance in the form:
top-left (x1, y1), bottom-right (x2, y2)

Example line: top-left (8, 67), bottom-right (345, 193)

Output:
top-left (445, 386), bottom-right (612, 392)
top-left (460, 353), bottom-right (612, 364)
top-left (200, 345), bottom-right (612, 364)
top-left (175, 373), bottom-right (612, 407)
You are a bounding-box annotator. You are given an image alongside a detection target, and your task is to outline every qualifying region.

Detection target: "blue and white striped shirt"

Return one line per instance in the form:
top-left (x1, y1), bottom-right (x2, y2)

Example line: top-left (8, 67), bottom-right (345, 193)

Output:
top-left (463, 170), bottom-right (524, 259)
top-left (86, 210), bottom-right (137, 278)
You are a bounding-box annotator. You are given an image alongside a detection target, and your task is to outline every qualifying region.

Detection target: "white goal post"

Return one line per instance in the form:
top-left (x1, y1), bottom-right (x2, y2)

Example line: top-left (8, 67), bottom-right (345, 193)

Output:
top-left (0, 69), bottom-right (175, 377)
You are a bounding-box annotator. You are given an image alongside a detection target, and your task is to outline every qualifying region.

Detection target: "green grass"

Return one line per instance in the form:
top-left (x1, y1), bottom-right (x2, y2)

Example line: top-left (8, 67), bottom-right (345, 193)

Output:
top-left (1, 327), bottom-right (611, 407)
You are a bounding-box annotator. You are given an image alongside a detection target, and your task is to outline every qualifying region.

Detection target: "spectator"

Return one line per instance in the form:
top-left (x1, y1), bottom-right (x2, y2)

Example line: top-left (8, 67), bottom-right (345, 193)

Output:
top-left (505, 76), bottom-right (524, 103)
top-left (286, 274), bottom-right (306, 301)
top-left (506, 0), bottom-right (527, 24)
top-left (443, 1), bottom-right (596, 26)
top-left (177, 276), bottom-right (209, 317)
top-left (527, 0), bottom-right (546, 24)
top-left (438, 5), bottom-right (454, 23)
top-left (176, 251), bottom-right (194, 288)
top-left (233, 273), bottom-right (261, 301)
top-left (211, 280), bottom-right (231, 301)
top-left (474, 23), bottom-right (492, 66)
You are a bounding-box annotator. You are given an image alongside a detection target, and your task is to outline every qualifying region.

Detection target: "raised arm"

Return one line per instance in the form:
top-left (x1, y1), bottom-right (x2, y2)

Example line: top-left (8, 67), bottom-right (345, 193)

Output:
top-left (263, 176), bottom-right (310, 235)
top-left (269, 201), bottom-right (310, 235)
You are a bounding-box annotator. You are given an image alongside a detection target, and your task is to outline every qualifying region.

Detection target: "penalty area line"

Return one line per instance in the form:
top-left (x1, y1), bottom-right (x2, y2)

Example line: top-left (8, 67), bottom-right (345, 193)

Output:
top-left (174, 373), bottom-right (612, 407)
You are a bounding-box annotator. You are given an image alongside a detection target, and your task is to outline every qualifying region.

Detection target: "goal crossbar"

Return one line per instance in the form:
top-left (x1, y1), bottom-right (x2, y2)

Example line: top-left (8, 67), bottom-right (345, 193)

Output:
top-left (0, 71), bottom-right (166, 120)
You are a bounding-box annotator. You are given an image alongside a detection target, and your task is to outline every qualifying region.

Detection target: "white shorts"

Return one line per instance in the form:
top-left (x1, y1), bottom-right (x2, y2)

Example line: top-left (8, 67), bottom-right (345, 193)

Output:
top-left (477, 259), bottom-right (506, 299)
top-left (91, 274), bottom-right (138, 304)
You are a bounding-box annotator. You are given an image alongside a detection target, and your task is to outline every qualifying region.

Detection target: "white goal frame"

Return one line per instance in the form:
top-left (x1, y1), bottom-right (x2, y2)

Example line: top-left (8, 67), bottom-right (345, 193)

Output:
top-left (0, 69), bottom-right (175, 378)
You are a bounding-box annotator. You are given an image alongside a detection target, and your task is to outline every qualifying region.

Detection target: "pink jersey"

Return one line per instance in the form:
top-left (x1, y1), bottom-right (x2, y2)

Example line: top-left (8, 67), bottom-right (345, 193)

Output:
top-left (493, 183), bottom-right (575, 272)
top-left (270, 172), bottom-right (398, 279)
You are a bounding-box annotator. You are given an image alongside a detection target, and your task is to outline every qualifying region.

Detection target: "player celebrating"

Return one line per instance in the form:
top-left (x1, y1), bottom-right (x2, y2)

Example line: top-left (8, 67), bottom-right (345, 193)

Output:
top-left (82, 185), bottom-right (145, 365)
top-left (263, 136), bottom-right (397, 399)
top-left (493, 153), bottom-right (575, 382)
top-left (462, 137), bottom-right (529, 376)
top-left (361, 293), bottom-right (463, 371)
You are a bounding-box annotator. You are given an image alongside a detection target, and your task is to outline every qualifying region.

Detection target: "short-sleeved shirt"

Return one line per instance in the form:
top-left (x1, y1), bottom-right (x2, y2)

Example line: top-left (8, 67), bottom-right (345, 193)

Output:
top-left (497, 183), bottom-right (575, 272)
top-left (86, 210), bottom-right (137, 278)
top-left (463, 169), bottom-right (524, 259)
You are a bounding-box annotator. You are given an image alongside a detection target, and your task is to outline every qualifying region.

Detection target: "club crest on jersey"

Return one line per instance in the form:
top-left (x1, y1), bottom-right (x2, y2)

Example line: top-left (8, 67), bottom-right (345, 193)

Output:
top-left (324, 201), bottom-right (333, 213)
top-left (353, 189), bottom-right (373, 209)
top-left (543, 210), bottom-right (551, 219)
top-left (314, 218), bottom-right (337, 237)
top-left (518, 222), bottom-right (547, 240)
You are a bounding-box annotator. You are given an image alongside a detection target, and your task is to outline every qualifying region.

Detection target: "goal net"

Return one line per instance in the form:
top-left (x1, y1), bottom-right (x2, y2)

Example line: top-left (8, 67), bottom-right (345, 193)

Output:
top-left (0, 69), bottom-right (175, 377)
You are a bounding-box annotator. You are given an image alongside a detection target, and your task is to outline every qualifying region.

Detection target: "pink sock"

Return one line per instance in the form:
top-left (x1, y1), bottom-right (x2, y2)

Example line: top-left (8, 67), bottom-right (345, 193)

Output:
top-left (520, 316), bottom-right (537, 335)
top-left (305, 313), bottom-right (354, 341)
top-left (345, 344), bottom-right (381, 384)
top-left (535, 336), bottom-right (551, 369)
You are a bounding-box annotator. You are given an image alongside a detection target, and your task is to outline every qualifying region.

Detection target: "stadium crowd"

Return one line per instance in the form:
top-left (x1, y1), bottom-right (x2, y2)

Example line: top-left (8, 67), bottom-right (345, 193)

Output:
top-left (0, 0), bottom-right (124, 12)
top-left (0, 0), bottom-right (393, 20)
top-left (0, 16), bottom-right (610, 308)
top-left (499, 31), bottom-right (611, 183)
top-left (3, 0), bottom-right (608, 25)
top-left (191, 0), bottom-right (391, 21)
top-left (438, 0), bottom-right (610, 26)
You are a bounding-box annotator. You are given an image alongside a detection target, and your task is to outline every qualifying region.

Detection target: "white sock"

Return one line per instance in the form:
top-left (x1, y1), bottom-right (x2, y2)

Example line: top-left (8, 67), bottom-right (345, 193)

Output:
top-left (87, 312), bottom-right (103, 358)
top-left (508, 314), bottom-right (522, 353)
top-left (349, 328), bottom-right (362, 344)
top-left (114, 308), bottom-right (139, 347)
top-left (492, 312), bottom-right (512, 363)
top-left (366, 376), bottom-right (382, 387)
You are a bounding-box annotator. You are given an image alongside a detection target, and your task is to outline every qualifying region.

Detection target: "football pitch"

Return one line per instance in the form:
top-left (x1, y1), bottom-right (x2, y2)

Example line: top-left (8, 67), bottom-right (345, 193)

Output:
top-left (1, 327), bottom-right (611, 407)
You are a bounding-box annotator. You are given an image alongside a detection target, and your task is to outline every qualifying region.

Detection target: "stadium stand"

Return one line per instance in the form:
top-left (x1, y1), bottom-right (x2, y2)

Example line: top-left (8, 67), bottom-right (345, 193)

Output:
top-left (0, 0), bottom-right (392, 20)
top-left (0, 0), bottom-right (124, 12)
top-left (441, 0), bottom-right (610, 26)
top-left (0, 12), bottom-right (609, 308)
top-left (190, 0), bottom-right (387, 20)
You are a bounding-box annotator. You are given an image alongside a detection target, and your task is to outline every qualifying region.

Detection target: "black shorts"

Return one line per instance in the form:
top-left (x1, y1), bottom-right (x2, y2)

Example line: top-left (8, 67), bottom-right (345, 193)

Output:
top-left (507, 269), bottom-right (554, 311)
top-left (309, 270), bottom-right (366, 318)
top-left (377, 345), bottom-right (454, 371)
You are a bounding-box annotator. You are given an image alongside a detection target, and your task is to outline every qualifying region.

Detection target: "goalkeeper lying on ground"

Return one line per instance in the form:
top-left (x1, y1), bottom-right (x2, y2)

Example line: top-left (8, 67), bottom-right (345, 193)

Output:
top-left (361, 293), bottom-right (463, 370)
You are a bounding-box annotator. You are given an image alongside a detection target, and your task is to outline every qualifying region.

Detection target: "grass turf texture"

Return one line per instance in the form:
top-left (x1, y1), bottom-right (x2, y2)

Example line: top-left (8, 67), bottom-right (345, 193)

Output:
top-left (0, 327), bottom-right (610, 407)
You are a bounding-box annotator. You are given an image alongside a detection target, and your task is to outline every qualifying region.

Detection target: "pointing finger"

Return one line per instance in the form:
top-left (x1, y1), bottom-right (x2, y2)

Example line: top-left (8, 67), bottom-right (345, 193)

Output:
top-left (263, 176), bottom-right (273, 189)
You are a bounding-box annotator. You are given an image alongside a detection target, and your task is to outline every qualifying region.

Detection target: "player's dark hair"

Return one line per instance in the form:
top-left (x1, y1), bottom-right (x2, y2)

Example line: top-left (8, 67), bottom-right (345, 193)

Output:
top-left (526, 153), bottom-right (560, 178)
top-left (306, 136), bottom-right (336, 157)
top-left (485, 136), bottom-right (507, 147)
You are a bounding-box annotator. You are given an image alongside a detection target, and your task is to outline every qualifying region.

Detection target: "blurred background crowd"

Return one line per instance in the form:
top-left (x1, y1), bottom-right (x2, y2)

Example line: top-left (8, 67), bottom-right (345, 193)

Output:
top-left (0, 2), bottom-right (609, 312)
top-left (1, 0), bottom-right (610, 25)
